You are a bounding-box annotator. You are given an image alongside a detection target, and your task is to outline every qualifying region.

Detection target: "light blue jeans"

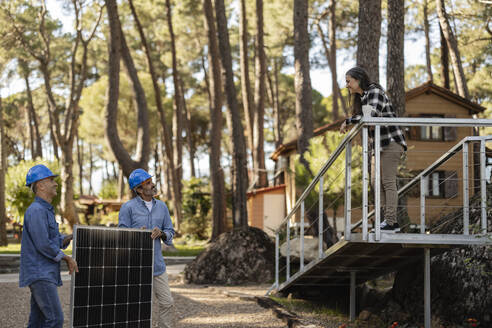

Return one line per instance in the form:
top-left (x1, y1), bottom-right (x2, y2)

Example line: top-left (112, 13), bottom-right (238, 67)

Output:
top-left (28, 280), bottom-right (64, 328)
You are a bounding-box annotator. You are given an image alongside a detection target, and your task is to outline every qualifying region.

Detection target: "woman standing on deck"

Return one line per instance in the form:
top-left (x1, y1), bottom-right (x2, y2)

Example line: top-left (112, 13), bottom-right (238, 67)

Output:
top-left (340, 66), bottom-right (407, 232)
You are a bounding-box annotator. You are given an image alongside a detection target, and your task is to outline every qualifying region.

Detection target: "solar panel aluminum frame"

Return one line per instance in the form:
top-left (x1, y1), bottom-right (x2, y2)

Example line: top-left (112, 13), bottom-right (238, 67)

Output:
top-left (69, 225), bottom-right (155, 328)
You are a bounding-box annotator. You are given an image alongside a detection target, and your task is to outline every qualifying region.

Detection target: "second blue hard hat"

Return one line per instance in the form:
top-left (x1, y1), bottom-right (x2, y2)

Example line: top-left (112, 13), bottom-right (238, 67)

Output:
top-left (26, 164), bottom-right (58, 187)
top-left (128, 168), bottom-right (152, 190)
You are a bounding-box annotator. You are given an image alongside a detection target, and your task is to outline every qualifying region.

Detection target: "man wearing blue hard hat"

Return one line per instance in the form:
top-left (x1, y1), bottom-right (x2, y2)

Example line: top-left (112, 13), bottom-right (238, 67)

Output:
top-left (20, 164), bottom-right (79, 327)
top-left (118, 168), bottom-right (175, 328)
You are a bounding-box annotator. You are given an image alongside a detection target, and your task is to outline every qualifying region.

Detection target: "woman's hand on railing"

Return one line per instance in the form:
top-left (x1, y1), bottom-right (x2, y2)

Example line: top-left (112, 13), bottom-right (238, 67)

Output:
top-left (340, 120), bottom-right (349, 133)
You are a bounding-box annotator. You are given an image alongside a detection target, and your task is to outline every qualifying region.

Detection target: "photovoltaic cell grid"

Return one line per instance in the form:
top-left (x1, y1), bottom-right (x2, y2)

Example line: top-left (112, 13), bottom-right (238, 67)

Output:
top-left (70, 226), bottom-right (154, 328)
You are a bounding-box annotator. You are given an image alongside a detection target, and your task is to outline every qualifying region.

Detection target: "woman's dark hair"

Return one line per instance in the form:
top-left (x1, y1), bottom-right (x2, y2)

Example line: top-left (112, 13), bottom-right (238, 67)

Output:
top-left (345, 66), bottom-right (383, 116)
top-left (346, 66), bottom-right (371, 91)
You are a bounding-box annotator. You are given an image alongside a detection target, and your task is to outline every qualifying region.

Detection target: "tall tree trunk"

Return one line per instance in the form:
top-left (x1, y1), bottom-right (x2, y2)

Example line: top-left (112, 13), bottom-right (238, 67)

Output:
top-left (328, 0), bottom-right (340, 119)
top-left (316, 4), bottom-right (347, 119)
top-left (119, 27), bottom-right (151, 170)
top-left (165, 0), bottom-right (184, 202)
top-left (439, 24), bottom-right (450, 89)
top-left (111, 162), bottom-right (117, 180)
top-left (203, 0), bottom-right (227, 238)
top-left (154, 143), bottom-right (161, 192)
top-left (60, 143), bottom-right (77, 226)
top-left (329, 1), bottom-right (347, 116)
top-left (387, 0), bottom-right (405, 117)
top-left (294, 0), bottom-right (313, 175)
top-left (0, 97), bottom-right (7, 246)
top-left (104, 0), bottom-right (150, 182)
top-left (24, 105), bottom-right (35, 160)
top-left (436, 0), bottom-right (469, 99)
top-left (76, 131), bottom-right (84, 196)
top-left (239, 0), bottom-right (255, 165)
top-left (118, 166), bottom-right (124, 201)
top-left (253, 0), bottom-right (267, 188)
top-left (423, 0), bottom-right (433, 82)
top-left (128, 0), bottom-right (182, 230)
top-left (104, 160), bottom-right (110, 181)
top-left (224, 95), bottom-right (236, 224)
top-left (181, 78), bottom-right (196, 178)
top-left (23, 72), bottom-right (42, 158)
top-left (356, 0), bottom-right (382, 82)
top-left (215, 0), bottom-right (249, 228)
top-left (272, 58), bottom-right (282, 148)
top-left (47, 108), bottom-right (59, 160)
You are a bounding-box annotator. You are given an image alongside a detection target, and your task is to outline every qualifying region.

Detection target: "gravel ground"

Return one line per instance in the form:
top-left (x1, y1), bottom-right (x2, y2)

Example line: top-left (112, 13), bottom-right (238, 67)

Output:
top-left (0, 274), bottom-right (287, 328)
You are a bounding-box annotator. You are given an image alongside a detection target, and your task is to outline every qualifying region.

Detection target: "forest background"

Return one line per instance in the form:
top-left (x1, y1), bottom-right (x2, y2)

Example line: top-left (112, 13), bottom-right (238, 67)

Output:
top-left (0, 0), bottom-right (490, 245)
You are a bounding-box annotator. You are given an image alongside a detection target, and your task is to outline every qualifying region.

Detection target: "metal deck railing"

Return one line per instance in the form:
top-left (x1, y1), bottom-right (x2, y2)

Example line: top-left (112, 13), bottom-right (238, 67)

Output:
top-left (267, 117), bottom-right (492, 326)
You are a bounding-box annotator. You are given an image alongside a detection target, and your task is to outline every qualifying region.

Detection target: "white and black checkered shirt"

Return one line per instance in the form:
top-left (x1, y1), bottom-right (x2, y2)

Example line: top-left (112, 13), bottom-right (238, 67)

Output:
top-left (347, 85), bottom-right (407, 151)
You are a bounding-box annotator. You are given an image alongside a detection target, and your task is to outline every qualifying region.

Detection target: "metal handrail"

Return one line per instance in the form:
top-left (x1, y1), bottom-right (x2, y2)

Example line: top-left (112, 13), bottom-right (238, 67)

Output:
top-left (363, 117), bottom-right (492, 127)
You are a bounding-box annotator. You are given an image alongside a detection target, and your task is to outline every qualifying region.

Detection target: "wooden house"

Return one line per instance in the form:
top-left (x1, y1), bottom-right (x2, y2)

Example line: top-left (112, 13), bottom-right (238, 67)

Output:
top-left (269, 82), bottom-right (487, 232)
top-left (247, 185), bottom-right (286, 236)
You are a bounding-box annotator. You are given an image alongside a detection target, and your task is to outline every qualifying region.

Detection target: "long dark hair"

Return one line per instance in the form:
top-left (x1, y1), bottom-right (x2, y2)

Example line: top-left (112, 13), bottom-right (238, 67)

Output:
top-left (346, 66), bottom-right (383, 116)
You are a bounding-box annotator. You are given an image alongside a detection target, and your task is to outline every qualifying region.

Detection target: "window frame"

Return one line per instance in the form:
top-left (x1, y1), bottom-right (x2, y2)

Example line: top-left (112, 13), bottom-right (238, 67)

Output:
top-left (419, 114), bottom-right (445, 141)
top-left (422, 171), bottom-right (445, 198)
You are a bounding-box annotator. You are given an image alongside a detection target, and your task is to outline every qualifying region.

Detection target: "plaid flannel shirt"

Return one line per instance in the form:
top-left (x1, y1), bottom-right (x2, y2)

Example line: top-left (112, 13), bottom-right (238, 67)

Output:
top-left (346, 85), bottom-right (407, 151)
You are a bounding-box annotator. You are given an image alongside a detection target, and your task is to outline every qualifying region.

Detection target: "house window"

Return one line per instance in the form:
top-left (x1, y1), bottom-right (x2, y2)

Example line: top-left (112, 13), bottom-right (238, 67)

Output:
top-left (422, 171), bottom-right (444, 197)
top-left (407, 170), bottom-right (458, 199)
top-left (419, 115), bottom-right (444, 141)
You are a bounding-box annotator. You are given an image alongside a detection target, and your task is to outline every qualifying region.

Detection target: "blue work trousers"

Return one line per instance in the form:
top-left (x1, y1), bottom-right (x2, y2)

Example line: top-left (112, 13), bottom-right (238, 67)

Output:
top-left (27, 280), bottom-right (64, 328)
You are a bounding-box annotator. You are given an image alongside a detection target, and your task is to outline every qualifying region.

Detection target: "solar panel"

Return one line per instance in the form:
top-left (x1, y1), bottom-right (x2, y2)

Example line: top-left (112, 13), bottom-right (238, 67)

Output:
top-left (70, 225), bottom-right (154, 328)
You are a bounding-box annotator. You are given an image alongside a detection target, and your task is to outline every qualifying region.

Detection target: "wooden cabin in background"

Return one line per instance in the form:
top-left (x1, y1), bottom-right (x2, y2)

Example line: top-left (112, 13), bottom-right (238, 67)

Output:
top-left (264, 82), bottom-right (488, 234)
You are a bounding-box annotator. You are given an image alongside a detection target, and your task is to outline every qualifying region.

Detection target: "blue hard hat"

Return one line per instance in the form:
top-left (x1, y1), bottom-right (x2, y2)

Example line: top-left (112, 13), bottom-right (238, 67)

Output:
top-left (129, 168), bottom-right (152, 190)
top-left (26, 164), bottom-right (58, 186)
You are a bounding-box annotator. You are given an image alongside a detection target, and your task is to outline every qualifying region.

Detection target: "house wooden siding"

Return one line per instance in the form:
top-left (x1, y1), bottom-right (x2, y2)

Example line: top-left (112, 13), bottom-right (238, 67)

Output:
top-left (247, 185), bottom-right (286, 235)
top-left (404, 92), bottom-right (477, 225)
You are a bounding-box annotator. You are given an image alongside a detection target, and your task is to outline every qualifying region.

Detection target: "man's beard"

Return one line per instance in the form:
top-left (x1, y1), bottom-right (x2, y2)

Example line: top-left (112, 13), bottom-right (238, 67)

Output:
top-left (143, 186), bottom-right (157, 197)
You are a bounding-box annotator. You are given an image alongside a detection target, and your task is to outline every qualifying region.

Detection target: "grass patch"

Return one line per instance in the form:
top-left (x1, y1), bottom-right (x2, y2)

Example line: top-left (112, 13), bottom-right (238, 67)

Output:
top-left (270, 296), bottom-right (345, 317)
top-left (162, 244), bottom-right (205, 257)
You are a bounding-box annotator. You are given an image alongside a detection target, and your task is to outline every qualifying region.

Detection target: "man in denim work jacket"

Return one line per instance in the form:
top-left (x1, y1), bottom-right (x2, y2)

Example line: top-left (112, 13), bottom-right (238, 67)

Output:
top-left (20, 164), bottom-right (79, 327)
top-left (118, 168), bottom-right (175, 328)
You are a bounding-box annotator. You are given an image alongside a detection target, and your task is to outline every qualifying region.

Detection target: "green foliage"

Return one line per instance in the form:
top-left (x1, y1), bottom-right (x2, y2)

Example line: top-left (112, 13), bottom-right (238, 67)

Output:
top-left (294, 132), bottom-right (362, 216)
top-left (98, 179), bottom-right (119, 200)
top-left (180, 177), bottom-right (211, 240)
top-left (405, 64), bottom-right (429, 90)
top-left (5, 160), bottom-right (61, 222)
top-left (99, 212), bottom-right (119, 227)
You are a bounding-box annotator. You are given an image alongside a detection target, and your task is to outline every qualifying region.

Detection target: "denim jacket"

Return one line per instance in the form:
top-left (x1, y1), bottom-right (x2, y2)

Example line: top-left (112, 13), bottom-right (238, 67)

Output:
top-left (118, 196), bottom-right (175, 276)
top-left (19, 197), bottom-right (67, 287)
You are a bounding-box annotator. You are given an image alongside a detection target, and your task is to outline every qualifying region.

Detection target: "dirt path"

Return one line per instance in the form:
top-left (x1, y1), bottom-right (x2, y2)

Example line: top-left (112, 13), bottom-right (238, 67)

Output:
top-left (0, 275), bottom-right (288, 327)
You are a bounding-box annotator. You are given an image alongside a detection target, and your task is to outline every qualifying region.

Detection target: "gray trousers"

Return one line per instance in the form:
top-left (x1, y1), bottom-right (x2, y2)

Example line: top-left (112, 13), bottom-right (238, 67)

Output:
top-left (372, 142), bottom-right (403, 225)
top-left (154, 272), bottom-right (174, 328)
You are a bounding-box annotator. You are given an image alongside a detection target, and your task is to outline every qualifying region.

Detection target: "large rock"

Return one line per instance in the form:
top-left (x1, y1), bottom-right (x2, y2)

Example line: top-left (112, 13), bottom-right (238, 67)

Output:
top-left (184, 227), bottom-right (275, 285)
top-left (279, 236), bottom-right (326, 263)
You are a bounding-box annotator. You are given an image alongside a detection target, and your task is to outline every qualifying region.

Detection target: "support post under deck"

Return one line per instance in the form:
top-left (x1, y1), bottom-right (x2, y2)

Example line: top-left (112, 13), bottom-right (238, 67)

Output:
top-left (424, 248), bottom-right (431, 328)
top-left (350, 271), bottom-right (356, 321)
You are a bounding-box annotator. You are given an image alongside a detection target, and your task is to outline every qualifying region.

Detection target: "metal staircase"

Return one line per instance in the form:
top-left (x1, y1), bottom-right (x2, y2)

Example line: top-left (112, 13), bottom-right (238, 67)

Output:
top-left (267, 118), bottom-right (492, 327)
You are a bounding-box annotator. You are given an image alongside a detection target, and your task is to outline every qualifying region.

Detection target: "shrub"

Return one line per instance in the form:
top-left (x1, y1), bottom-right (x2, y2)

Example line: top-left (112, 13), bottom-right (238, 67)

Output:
top-left (181, 177), bottom-right (211, 240)
top-left (98, 179), bottom-right (118, 199)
